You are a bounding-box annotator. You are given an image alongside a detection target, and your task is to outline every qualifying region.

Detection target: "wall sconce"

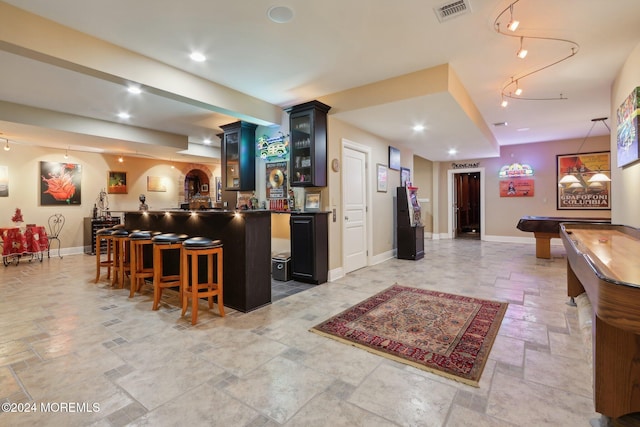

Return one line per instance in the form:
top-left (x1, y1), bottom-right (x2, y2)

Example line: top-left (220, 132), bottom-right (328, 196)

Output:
top-left (118, 155), bottom-right (124, 163)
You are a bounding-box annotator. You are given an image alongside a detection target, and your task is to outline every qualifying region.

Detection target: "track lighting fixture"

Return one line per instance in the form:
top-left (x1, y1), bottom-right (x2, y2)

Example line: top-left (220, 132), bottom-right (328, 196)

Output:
top-left (64, 147), bottom-right (69, 159)
top-left (501, 97), bottom-right (508, 108)
top-left (3, 138), bottom-right (9, 151)
top-left (495, 0), bottom-right (579, 104)
top-left (514, 81), bottom-right (523, 96)
top-left (506, 3), bottom-right (519, 31)
top-left (516, 37), bottom-right (527, 59)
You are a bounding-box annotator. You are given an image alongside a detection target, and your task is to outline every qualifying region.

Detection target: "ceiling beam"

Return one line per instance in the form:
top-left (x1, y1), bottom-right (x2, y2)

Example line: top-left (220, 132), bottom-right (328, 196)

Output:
top-left (0, 1), bottom-right (282, 127)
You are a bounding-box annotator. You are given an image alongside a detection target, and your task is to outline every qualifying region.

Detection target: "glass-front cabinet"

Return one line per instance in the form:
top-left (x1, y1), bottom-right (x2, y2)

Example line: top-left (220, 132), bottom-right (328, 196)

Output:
top-left (221, 121), bottom-right (257, 191)
top-left (288, 101), bottom-right (331, 187)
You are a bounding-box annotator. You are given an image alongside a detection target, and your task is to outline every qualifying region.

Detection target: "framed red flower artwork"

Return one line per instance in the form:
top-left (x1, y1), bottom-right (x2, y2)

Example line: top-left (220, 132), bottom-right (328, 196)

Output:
top-left (40, 161), bottom-right (82, 205)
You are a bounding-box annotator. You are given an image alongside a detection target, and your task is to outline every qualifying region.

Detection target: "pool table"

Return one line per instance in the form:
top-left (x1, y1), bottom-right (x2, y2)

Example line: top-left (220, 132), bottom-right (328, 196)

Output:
top-left (516, 215), bottom-right (610, 259)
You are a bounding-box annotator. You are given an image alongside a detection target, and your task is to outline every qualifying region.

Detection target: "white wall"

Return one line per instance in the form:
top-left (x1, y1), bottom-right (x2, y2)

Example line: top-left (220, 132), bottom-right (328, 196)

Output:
top-left (611, 41), bottom-right (640, 227)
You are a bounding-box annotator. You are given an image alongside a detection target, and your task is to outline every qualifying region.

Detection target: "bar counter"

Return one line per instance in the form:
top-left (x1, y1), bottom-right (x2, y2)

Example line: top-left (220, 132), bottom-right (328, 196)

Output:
top-left (125, 209), bottom-right (271, 312)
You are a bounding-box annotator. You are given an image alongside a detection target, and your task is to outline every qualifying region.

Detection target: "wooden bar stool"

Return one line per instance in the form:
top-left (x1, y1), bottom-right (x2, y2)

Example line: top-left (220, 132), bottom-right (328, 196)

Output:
top-left (181, 237), bottom-right (224, 325)
top-left (128, 231), bottom-right (155, 298)
top-left (151, 233), bottom-right (189, 310)
top-left (94, 227), bottom-right (116, 283)
top-left (111, 229), bottom-right (134, 289)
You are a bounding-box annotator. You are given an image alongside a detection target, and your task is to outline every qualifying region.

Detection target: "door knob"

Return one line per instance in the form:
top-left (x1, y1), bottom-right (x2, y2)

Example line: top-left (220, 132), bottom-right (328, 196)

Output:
top-left (345, 216), bottom-right (349, 221)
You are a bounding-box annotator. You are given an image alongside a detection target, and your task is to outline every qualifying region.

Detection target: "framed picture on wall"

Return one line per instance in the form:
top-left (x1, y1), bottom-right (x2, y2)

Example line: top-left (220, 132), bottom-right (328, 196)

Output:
top-left (556, 151), bottom-right (611, 210)
top-left (147, 176), bottom-right (167, 192)
top-left (389, 146), bottom-right (400, 170)
top-left (107, 171), bottom-right (127, 194)
top-left (377, 163), bottom-right (388, 192)
top-left (304, 192), bottom-right (321, 211)
top-left (41, 161), bottom-right (82, 205)
top-left (400, 167), bottom-right (411, 187)
top-left (215, 176), bottom-right (222, 201)
top-left (0, 165), bottom-right (8, 197)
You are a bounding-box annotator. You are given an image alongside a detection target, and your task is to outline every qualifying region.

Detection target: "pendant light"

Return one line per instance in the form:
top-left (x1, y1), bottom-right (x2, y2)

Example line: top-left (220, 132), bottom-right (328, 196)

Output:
top-left (558, 118), bottom-right (611, 186)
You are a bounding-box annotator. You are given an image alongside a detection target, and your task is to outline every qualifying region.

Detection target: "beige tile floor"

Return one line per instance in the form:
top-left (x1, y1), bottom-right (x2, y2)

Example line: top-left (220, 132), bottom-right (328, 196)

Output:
top-left (0, 239), bottom-right (636, 426)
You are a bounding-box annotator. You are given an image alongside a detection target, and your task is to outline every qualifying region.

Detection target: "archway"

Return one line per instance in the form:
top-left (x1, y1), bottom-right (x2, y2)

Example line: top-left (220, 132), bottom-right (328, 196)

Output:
top-left (176, 163), bottom-right (215, 204)
top-left (184, 169), bottom-right (209, 201)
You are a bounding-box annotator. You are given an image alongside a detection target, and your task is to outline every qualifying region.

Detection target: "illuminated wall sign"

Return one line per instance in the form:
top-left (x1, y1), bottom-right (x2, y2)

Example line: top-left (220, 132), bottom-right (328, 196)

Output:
top-left (257, 133), bottom-right (289, 161)
top-left (498, 162), bottom-right (534, 178)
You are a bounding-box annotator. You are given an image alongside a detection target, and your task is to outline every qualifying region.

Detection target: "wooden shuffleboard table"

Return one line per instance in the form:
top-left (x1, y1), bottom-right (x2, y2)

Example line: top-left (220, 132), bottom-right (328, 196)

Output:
top-left (560, 223), bottom-right (640, 419)
top-left (516, 216), bottom-right (610, 259)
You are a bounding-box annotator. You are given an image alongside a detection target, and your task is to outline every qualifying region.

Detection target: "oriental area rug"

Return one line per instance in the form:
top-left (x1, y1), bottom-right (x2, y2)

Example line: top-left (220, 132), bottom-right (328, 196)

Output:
top-left (310, 284), bottom-right (508, 387)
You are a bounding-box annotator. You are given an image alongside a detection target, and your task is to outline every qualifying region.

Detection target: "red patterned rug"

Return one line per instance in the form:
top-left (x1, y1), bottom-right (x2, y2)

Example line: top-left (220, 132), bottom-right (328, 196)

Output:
top-left (310, 284), bottom-right (507, 386)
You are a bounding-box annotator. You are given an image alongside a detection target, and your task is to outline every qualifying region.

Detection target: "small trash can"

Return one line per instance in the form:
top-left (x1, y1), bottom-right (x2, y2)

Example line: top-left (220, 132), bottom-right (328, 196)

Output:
top-left (272, 252), bottom-right (291, 281)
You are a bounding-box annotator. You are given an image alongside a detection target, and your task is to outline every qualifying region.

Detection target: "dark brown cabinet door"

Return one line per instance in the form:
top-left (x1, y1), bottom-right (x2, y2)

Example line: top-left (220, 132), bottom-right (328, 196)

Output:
top-left (221, 121), bottom-right (257, 191)
top-left (288, 101), bottom-right (331, 187)
top-left (290, 213), bottom-right (328, 284)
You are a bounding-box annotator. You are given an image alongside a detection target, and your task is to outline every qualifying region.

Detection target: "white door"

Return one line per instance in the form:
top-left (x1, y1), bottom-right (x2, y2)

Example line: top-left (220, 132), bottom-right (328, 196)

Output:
top-left (342, 146), bottom-right (368, 273)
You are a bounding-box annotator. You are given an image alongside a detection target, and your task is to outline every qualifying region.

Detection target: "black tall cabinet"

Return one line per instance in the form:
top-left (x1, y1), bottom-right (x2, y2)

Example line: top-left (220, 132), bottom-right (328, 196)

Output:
top-left (290, 212), bottom-right (329, 284)
top-left (221, 121), bottom-right (257, 191)
top-left (396, 187), bottom-right (424, 260)
top-left (288, 100), bottom-right (331, 187)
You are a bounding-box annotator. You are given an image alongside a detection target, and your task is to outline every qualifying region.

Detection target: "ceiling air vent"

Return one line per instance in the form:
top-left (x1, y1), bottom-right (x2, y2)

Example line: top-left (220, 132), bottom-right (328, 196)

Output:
top-left (433, 0), bottom-right (471, 23)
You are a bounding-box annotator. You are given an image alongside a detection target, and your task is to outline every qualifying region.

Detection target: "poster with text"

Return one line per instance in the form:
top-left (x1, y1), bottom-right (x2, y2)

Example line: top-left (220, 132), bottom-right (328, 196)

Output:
top-left (557, 151), bottom-right (610, 210)
top-left (266, 161), bottom-right (287, 199)
top-left (499, 179), bottom-right (534, 197)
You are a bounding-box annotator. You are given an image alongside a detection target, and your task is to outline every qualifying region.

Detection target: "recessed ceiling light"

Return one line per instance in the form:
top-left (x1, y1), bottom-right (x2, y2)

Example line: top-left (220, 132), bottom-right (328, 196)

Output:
top-left (267, 6), bottom-right (294, 23)
top-left (127, 85), bottom-right (142, 94)
top-left (117, 112), bottom-right (130, 119)
top-left (448, 149), bottom-right (457, 155)
top-left (190, 51), bottom-right (206, 62)
top-left (412, 124), bottom-right (425, 131)
top-left (517, 127), bottom-right (530, 132)
top-left (203, 138), bottom-right (212, 145)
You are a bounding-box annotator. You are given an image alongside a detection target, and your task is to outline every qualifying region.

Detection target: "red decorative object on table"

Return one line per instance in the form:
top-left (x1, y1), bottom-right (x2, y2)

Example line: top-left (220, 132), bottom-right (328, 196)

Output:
top-left (11, 208), bottom-right (23, 223)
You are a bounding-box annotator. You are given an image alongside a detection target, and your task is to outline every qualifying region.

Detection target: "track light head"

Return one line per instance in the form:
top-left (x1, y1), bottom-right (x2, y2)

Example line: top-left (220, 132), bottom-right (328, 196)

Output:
top-left (516, 37), bottom-right (528, 59)
top-left (506, 4), bottom-right (519, 31)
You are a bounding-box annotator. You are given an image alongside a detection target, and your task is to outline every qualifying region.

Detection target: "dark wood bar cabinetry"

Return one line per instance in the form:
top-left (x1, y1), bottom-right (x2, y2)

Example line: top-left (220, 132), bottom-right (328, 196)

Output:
top-left (84, 217), bottom-right (121, 254)
top-left (290, 212), bottom-right (329, 284)
top-left (125, 210), bottom-right (271, 312)
top-left (221, 121), bottom-right (257, 191)
top-left (288, 101), bottom-right (331, 187)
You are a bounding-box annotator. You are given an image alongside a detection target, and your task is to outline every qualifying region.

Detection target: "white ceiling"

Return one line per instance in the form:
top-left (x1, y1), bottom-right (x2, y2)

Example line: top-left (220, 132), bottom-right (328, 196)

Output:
top-left (1, 0), bottom-right (639, 163)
